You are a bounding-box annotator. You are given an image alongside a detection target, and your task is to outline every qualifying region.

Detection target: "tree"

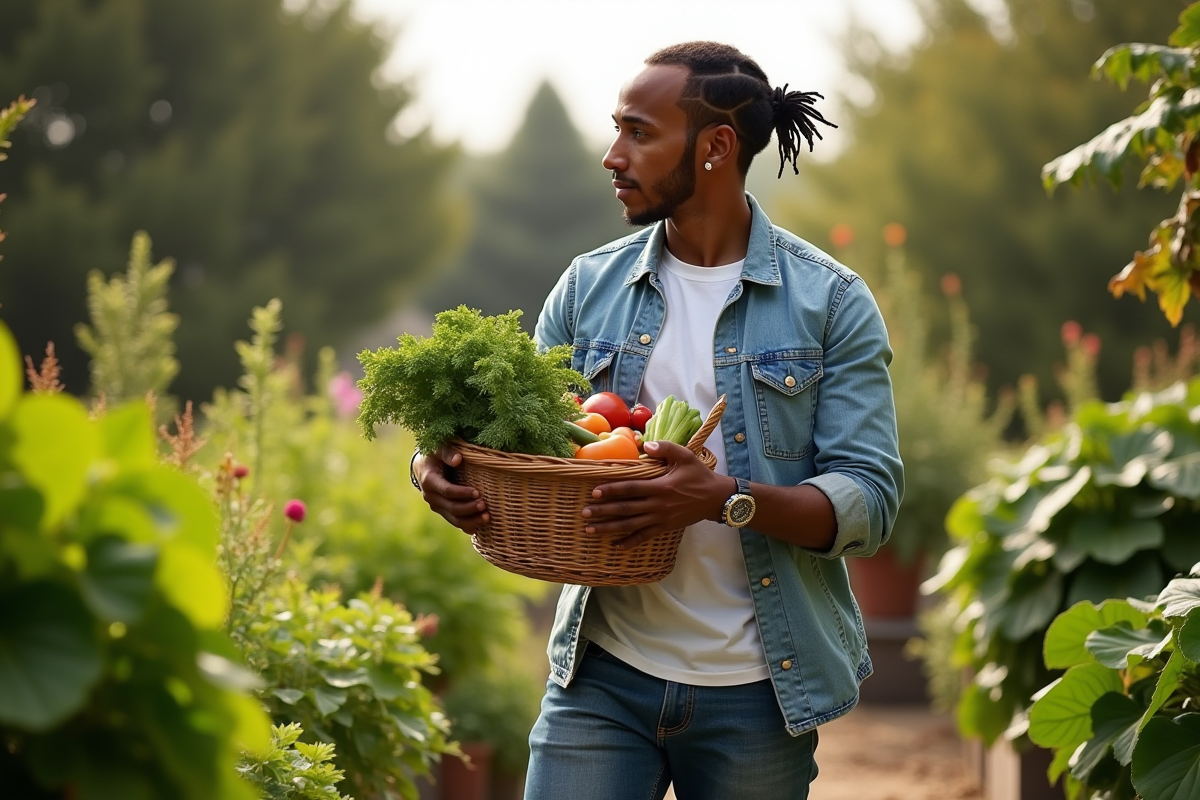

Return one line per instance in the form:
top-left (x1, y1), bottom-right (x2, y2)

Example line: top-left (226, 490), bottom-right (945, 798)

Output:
top-left (0, 0), bottom-right (455, 402)
top-left (419, 81), bottom-right (626, 328)
top-left (777, 0), bottom-right (1186, 399)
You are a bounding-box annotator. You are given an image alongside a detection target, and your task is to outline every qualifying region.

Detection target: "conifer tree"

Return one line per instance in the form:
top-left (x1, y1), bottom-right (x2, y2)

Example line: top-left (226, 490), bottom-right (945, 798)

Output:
top-left (778, 0), bottom-right (1186, 398)
top-left (420, 81), bottom-right (626, 328)
top-left (0, 0), bottom-right (454, 401)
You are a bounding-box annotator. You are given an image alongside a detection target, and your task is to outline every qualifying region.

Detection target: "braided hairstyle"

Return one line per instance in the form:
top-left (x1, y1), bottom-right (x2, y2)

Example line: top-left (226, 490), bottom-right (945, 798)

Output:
top-left (645, 42), bottom-right (836, 178)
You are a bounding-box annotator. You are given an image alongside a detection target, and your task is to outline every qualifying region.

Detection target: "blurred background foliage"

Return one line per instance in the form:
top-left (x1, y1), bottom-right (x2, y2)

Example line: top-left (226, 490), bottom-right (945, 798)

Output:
top-left (0, 0), bottom-right (455, 402)
top-left (775, 0), bottom-right (1191, 402)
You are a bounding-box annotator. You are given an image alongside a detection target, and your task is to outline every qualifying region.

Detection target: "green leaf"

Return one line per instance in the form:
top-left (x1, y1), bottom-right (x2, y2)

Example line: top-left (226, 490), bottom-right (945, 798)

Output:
top-left (156, 540), bottom-right (227, 629)
top-left (957, 683), bottom-right (1013, 745)
top-left (1170, 3), bottom-right (1200, 47)
top-left (1158, 577), bottom-right (1200, 619)
top-left (1085, 620), bottom-right (1170, 669)
top-left (1028, 664), bottom-right (1123, 750)
top-left (1094, 428), bottom-right (1173, 487)
top-left (1067, 553), bottom-right (1165, 607)
top-left (946, 495), bottom-right (985, 539)
top-left (320, 667), bottom-right (371, 688)
top-left (1000, 570), bottom-right (1064, 640)
top-left (1071, 692), bottom-right (1144, 781)
top-left (10, 395), bottom-right (99, 528)
top-left (0, 323), bottom-right (21, 421)
top-left (1096, 44), bottom-right (1196, 89)
top-left (1142, 650), bottom-right (1186, 728)
top-left (0, 582), bottom-right (102, 730)
top-left (311, 684), bottom-right (347, 716)
top-left (1068, 515), bottom-right (1164, 565)
top-left (1131, 713), bottom-right (1200, 800)
top-left (368, 665), bottom-right (409, 701)
top-left (98, 403), bottom-right (157, 473)
top-left (1045, 600), bottom-right (1151, 670)
top-left (115, 469), bottom-right (219, 551)
top-left (272, 688), bottom-right (304, 705)
top-left (1180, 610), bottom-right (1200, 662)
top-left (79, 536), bottom-right (158, 623)
top-left (1148, 451), bottom-right (1200, 498)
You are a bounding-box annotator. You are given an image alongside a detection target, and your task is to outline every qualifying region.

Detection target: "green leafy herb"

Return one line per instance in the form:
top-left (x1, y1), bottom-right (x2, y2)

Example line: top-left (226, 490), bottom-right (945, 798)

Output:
top-left (356, 306), bottom-right (587, 457)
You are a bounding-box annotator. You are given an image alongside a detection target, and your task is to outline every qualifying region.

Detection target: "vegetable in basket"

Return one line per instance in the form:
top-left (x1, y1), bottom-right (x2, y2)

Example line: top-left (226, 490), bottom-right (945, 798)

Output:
top-left (356, 306), bottom-right (588, 457)
top-left (641, 395), bottom-right (704, 446)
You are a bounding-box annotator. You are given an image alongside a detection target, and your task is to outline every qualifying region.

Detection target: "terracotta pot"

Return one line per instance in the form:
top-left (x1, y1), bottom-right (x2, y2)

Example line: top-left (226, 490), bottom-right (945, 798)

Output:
top-left (440, 741), bottom-right (494, 800)
top-left (846, 547), bottom-right (925, 619)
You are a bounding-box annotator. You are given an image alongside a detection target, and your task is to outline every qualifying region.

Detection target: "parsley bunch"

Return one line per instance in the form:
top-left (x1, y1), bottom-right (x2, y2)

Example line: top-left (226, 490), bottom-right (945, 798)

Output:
top-left (356, 306), bottom-right (587, 457)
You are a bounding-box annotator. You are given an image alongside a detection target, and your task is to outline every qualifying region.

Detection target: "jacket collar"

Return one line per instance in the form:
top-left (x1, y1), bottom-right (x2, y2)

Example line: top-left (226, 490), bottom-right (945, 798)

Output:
top-left (624, 192), bottom-right (783, 287)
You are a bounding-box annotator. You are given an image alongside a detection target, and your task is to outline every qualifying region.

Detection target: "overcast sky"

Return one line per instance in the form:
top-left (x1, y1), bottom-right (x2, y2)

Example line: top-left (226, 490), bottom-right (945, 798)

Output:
top-left (351, 0), bottom-right (928, 154)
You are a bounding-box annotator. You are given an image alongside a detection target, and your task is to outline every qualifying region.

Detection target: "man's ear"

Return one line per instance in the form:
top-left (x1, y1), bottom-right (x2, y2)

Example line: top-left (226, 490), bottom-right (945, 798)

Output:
top-left (700, 123), bottom-right (739, 171)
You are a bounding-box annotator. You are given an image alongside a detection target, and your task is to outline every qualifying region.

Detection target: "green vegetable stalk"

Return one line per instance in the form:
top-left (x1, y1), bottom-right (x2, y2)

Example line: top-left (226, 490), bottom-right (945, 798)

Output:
top-left (643, 395), bottom-right (704, 446)
top-left (356, 306), bottom-right (588, 457)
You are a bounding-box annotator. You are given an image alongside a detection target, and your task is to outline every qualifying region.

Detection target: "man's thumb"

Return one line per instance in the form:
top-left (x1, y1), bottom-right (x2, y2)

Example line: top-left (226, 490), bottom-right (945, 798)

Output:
top-left (643, 439), bottom-right (690, 461)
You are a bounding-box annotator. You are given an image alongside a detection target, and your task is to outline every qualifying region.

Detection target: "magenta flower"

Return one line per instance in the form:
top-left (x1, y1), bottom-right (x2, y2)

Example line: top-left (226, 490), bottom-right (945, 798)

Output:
top-left (328, 371), bottom-right (363, 418)
top-left (233, 464), bottom-right (249, 479)
top-left (284, 499), bottom-right (307, 523)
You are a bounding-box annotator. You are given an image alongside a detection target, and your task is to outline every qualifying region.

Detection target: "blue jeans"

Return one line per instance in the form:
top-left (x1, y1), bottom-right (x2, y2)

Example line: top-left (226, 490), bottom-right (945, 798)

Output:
top-left (524, 644), bottom-right (820, 800)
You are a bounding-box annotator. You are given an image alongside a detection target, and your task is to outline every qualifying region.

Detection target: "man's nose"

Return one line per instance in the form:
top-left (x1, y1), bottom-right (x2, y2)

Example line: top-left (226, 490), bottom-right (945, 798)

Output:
top-left (602, 141), bottom-right (626, 172)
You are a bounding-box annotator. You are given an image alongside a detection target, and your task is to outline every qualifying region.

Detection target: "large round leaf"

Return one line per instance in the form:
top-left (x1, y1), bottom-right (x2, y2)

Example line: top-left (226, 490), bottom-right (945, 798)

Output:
top-left (112, 469), bottom-right (218, 552)
top-left (10, 395), bottom-right (99, 529)
top-left (1158, 577), bottom-right (1200, 619)
top-left (999, 569), bottom-right (1064, 640)
top-left (1029, 664), bottom-right (1123, 750)
top-left (1132, 713), bottom-right (1200, 800)
top-left (156, 540), bottom-right (227, 629)
top-left (0, 323), bottom-right (20, 421)
top-left (1068, 515), bottom-right (1164, 565)
top-left (1180, 610), bottom-right (1200, 662)
top-left (1085, 620), bottom-right (1171, 669)
top-left (1094, 427), bottom-right (1173, 487)
top-left (80, 537), bottom-right (158, 624)
top-left (1071, 692), bottom-right (1144, 781)
top-left (1148, 450), bottom-right (1200, 499)
top-left (0, 582), bottom-right (102, 730)
top-left (98, 403), bottom-right (158, 474)
top-left (1044, 600), bottom-right (1149, 670)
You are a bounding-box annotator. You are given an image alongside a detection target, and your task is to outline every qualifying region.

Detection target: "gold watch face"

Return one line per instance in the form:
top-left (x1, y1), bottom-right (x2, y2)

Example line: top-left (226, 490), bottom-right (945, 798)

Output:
top-left (726, 495), bottom-right (756, 527)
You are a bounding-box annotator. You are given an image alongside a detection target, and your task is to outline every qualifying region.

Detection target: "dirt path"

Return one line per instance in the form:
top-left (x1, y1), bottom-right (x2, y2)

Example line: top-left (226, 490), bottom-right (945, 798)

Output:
top-left (665, 704), bottom-right (983, 800)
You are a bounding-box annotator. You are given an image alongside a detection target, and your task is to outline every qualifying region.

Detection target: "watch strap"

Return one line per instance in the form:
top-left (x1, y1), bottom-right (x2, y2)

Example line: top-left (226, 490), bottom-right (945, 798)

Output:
top-left (734, 476), bottom-right (751, 496)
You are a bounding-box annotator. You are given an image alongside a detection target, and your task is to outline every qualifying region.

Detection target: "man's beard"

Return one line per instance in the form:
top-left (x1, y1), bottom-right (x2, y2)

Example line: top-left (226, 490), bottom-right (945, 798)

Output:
top-left (623, 136), bottom-right (697, 227)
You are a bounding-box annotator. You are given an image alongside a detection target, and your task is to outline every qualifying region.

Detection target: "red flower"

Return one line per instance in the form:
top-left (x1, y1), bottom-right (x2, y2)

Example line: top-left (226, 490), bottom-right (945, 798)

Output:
top-left (882, 223), bottom-right (907, 248)
top-left (232, 464), bottom-right (249, 479)
top-left (940, 273), bottom-right (962, 298)
top-left (284, 499), bottom-right (307, 523)
top-left (1061, 320), bottom-right (1082, 347)
top-left (829, 223), bottom-right (854, 249)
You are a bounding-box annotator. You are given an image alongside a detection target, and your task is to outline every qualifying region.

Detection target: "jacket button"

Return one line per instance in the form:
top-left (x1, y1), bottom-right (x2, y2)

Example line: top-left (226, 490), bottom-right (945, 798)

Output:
top-left (781, 660), bottom-right (793, 670)
top-left (761, 577), bottom-right (771, 587)
top-left (734, 432), bottom-right (746, 443)
top-left (784, 375), bottom-right (797, 388)
top-left (726, 346), bottom-right (737, 354)
top-left (639, 334), bottom-right (651, 345)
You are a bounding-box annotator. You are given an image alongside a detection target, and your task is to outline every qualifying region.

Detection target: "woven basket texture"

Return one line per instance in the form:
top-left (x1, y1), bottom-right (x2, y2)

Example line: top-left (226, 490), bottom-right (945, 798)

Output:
top-left (455, 395), bottom-right (726, 586)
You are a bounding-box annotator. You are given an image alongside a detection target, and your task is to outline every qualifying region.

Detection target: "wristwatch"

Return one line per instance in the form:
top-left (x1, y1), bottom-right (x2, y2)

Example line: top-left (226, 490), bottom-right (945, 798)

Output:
top-left (720, 477), bottom-right (756, 528)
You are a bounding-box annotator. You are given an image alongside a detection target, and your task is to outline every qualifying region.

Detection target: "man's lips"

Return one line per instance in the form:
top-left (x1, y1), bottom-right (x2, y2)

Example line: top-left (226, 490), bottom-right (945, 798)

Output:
top-left (612, 178), bottom-right (638, 200)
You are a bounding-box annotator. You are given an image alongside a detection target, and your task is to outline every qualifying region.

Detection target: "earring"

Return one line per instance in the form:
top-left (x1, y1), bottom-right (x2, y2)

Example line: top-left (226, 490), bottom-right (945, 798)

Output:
top-left (704, 162), bottom-right (713, 171)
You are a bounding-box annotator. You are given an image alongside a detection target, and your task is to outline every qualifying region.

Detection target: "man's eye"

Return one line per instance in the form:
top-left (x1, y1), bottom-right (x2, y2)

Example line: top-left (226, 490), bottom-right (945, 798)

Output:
top-left (632, 129), bottom-right (646, 139)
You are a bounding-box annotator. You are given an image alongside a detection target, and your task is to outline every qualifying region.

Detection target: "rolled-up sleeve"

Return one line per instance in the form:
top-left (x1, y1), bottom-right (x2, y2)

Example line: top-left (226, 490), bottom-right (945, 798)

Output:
top-left (800, 278), bottom-right (904, 558)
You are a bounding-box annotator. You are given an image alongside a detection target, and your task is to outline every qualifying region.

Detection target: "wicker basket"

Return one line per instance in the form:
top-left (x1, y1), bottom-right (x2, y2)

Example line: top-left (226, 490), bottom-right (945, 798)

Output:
top-left (454, 395), bottom-right (727, 586)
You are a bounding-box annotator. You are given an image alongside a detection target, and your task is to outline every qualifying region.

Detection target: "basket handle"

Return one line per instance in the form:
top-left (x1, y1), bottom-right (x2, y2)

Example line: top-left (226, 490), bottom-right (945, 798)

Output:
top-left (685, 394), bottom-right (727, 456)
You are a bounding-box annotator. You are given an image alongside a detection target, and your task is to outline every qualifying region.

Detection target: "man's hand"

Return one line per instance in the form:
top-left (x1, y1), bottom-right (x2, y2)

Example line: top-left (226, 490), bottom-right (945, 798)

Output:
top-left (412, 447), bottom-right (489, 534)
top-left (582, 440), bottom-right (737, 550)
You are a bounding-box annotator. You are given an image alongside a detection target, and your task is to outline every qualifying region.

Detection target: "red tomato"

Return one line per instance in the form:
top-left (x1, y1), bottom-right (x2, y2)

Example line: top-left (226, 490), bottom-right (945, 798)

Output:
top-left (629, 403), bottom-right (653, 433)
top-left (574, 412), bottom-right (611, 435)
top-left (581, 391), bottom-right (630, 429)
top-left (575, 434), bottom-right (640, 460)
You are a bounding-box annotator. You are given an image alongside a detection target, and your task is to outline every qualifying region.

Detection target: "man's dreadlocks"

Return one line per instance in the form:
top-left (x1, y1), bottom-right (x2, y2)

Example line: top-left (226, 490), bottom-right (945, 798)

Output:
top-left (645, 42), bottom-right (836, 178)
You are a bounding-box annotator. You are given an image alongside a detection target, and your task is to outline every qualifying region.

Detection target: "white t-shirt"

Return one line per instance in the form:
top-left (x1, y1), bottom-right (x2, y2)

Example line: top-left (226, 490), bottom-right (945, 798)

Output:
top-left (580, 246), bottom-right (770, 686)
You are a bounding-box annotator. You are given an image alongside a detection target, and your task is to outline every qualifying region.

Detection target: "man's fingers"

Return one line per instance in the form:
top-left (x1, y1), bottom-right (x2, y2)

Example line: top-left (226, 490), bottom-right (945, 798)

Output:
top-left (434, 445), bottom-right (463, 468)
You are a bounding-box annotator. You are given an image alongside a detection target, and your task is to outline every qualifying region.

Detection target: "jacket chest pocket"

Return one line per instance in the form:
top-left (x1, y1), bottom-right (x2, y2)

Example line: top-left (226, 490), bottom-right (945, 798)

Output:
top-left (751, 353), bottom-right (823, 460)
top-left (572, 344), bottom-right (617, 395)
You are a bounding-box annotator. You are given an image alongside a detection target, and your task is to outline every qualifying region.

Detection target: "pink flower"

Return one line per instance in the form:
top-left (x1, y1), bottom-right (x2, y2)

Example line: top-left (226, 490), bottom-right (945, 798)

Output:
top-left (1082, 333), bottom-right (1101, 358)
top-left (1061, 320), bottom-right (1082, 347)
top-left (232, 464), bottom-right (249, 479)
top-left (940, 273), bottom-right (962, 298)
top-left (284, 499), bottom-right (307, 523)
top-left (328, 371), bottom-right (363, 418)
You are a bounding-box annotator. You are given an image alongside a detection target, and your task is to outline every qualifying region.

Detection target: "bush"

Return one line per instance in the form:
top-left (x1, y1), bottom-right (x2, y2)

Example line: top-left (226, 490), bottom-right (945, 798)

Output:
top-left (0, 322), bottom-right (270, 799)
top-left (927, 377), bottom-right (1200, 746)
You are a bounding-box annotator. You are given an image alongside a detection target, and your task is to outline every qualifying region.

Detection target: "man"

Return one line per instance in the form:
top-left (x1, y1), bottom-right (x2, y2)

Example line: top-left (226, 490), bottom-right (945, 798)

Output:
top-left (413, 41), bottom-right (903, 800)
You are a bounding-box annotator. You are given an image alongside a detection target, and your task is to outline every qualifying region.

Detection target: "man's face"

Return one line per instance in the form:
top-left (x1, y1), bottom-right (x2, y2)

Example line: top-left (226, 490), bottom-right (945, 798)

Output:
top-left (603, 65), bottom-right (698, 227)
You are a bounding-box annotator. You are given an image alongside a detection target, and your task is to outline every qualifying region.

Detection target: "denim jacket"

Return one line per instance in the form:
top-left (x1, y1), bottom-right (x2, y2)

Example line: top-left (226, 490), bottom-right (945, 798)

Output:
top-left (533, 194), bottom-right (904, 735)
